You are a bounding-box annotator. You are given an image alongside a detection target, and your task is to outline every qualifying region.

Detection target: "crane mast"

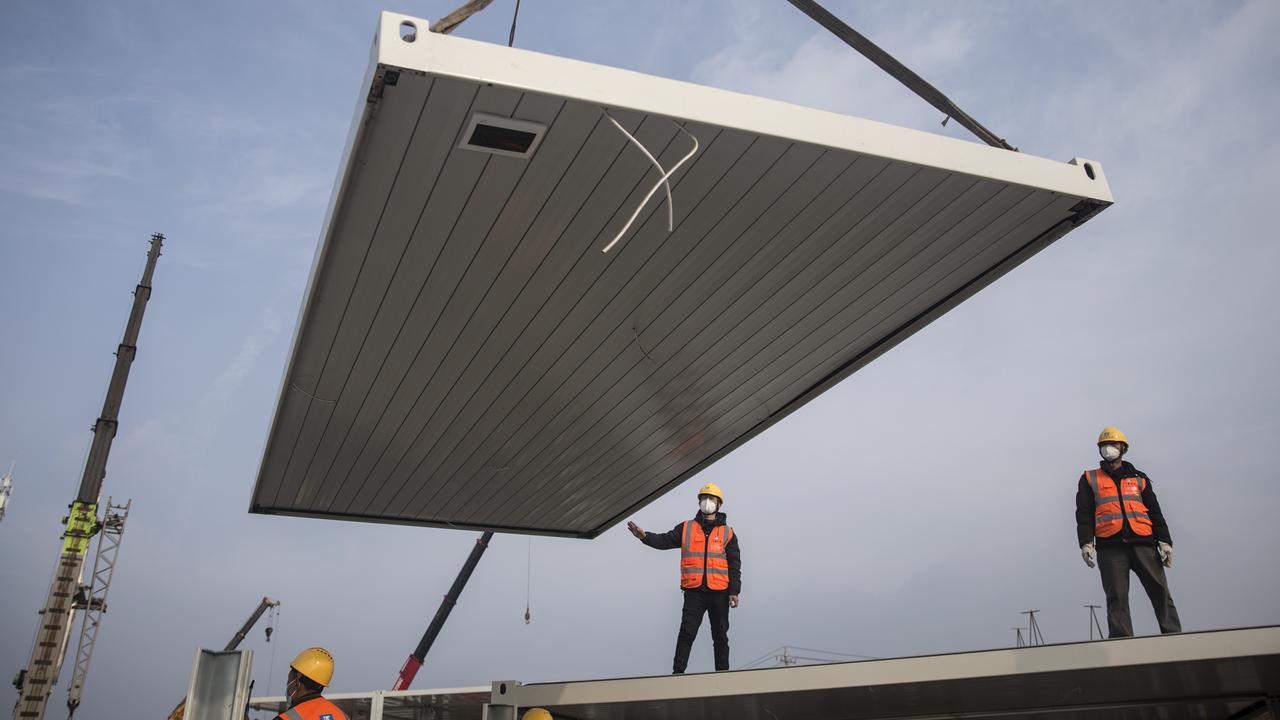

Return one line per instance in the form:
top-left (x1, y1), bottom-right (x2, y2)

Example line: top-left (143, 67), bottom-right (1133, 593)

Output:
top-left (12, 234), bottom-right (163, 720)
top-left (66, 498), bottom-right (131, 717)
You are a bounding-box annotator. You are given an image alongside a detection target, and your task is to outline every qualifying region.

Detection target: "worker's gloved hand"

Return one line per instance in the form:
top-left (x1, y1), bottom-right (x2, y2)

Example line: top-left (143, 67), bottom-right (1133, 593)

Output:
top-left (1081, 542), bottom-right (1096, 568)
top-left (626, 521), bottom-right (645, 539)
top-left (729, 595), bottom-right (739, 608)
top-left (1158, 541), bottom-right (1173, 568)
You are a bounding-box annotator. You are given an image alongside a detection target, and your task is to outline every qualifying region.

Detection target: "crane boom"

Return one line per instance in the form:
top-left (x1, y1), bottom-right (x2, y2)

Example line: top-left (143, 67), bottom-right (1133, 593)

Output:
top-left (12, 234), bottom-right (163, 720)
top-left (393, 531), bottom-right (493, 690)
top-left (224, 597), bottom-right (281, 652)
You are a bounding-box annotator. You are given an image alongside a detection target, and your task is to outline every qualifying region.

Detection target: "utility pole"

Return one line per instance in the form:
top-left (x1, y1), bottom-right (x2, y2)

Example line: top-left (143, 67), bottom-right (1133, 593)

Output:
top-left (1086, 605), bottom-right (1104, 641)
top-left (13, 234), bottom-right (163, 720)
top-left (1021, 610), bottom-right (1045, 646)
top-left (0, 462), bottom-right (13, 523)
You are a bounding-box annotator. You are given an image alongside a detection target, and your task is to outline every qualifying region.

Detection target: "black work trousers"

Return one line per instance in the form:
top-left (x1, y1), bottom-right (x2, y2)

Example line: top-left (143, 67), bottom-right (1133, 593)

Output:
top-left (1097, 543), bottom-right (1182, 638)
top-left (673, 590), bottom-right (730, 673)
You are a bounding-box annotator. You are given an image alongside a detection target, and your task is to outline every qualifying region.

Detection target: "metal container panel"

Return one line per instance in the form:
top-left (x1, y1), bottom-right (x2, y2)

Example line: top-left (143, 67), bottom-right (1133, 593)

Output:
top-left (251, 12), bottom-right (1113, 537)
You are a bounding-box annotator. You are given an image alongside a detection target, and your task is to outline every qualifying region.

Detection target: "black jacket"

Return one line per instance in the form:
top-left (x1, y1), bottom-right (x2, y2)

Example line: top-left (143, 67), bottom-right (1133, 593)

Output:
top-left (643, 513), bottom-right (741, 595)
top-left (1075, 460), bottom-right (1173, 547)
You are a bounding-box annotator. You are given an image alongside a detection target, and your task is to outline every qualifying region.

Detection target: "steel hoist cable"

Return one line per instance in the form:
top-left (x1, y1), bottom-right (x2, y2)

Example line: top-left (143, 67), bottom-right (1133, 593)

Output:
top-left (784, 0), bottom-right (1017, 151)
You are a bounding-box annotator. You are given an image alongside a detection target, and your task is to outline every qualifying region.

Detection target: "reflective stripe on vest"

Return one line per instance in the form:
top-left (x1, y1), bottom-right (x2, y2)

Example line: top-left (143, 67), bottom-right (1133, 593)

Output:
top-left (276, 697), bottom-right (347, 720)
top-left (1086, 469), bottom-right (1153, 537)
top-left (679, 520), bottom-right (733, 591)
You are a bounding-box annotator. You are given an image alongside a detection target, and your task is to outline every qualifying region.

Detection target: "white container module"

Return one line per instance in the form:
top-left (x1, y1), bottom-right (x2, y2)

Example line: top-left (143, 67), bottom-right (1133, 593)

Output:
top-left (252, 12), bottom-right (1112, 538)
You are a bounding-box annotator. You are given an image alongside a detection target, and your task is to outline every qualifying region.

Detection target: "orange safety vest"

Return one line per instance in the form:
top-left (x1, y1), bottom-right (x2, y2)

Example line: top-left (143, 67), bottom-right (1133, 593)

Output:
top-left (277, 697), bottom-right (348, 720)
top-left (680, 520), bottom-right (734, 591)
top-left (1085, 468), bottom-right (1153, 538)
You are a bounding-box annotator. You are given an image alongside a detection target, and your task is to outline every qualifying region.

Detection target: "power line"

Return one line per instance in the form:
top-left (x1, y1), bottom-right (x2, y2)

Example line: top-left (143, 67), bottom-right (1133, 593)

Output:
top-left (739, 645), bottom-right (877, 669)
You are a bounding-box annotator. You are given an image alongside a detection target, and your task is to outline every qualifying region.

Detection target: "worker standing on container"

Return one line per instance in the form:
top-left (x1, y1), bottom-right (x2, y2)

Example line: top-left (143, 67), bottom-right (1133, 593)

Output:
top-left (1077, 428), bottom-right (1182, 637)
top-left (276, 647), bottom-right (349, 720)
top-left (628, 482), bottom-right (741, 673)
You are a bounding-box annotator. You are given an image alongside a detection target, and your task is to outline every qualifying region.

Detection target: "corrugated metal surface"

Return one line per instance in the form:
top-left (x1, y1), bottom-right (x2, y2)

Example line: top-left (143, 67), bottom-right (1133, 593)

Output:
top-left (250, 13), bottom-right (1113, 537)
top-left (509, 627), bottom-right (1280, 720)
top-left (245, 629), bottom-right (1280, 720)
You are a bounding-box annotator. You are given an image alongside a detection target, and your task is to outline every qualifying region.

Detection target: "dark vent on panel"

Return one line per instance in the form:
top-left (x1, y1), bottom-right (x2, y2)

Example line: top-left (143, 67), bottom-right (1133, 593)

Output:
top-left (468, 124), bottom-right (537, 153)
top-left (460, 112), bottom-right (546, 159)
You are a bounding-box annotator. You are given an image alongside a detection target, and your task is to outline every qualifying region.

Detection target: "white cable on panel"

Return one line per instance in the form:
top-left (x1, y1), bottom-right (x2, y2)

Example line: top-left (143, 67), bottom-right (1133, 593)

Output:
top-left (605, 114), bottom-right (675, 234)
top-left (601, 115), bottom-right (699, 254)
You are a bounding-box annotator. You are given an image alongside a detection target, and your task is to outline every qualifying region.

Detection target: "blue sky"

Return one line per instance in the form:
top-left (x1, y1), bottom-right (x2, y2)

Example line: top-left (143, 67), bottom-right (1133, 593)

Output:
top-left (2, 1), bottom-right (1278, 717)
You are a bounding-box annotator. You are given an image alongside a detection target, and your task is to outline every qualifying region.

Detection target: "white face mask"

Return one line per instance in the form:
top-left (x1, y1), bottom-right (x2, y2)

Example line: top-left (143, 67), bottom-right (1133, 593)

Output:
top-left (1099, 444), bottom-right (1122, 462)
top-left (699, 497), bottom-right (719, 514)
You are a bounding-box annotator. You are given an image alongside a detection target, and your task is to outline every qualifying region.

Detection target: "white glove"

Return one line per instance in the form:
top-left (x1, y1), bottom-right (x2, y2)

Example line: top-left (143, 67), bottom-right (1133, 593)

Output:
top-left (1158, 542), bottom-right (1173, 568)
top-left (1081, 542), bottom-right (1096, 568)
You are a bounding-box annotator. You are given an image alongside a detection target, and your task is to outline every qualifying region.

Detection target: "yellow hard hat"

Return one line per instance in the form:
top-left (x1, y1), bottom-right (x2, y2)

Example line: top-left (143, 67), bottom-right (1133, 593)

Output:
top-left (522, 710), bottom-right (553, 720)
top-left (1097, 427), bottom-right (1128, 448)
top-left (289, 647), bottom-right (334, 687)
top-left (697, 482), bottom-right (723, 502)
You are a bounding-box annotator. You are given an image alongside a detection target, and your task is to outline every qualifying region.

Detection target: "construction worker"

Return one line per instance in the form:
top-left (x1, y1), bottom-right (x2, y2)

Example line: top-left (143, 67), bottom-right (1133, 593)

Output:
top-left (1077, 428), bottom-right (1182, 638)
top-left (627, 482), bottom-right (741, 673)
top-left (276, 647), bottom-right (348, 720)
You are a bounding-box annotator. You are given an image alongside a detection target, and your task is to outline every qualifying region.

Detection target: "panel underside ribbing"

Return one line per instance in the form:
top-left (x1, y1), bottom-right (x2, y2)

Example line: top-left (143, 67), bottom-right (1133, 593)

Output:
top-left (252, 43), bottom-right (1108, 537)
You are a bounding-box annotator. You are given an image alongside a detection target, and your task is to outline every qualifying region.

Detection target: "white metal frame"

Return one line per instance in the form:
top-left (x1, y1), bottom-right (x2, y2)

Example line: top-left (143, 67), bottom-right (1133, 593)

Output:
top-left (376, 12), bottom-right (1111, 203)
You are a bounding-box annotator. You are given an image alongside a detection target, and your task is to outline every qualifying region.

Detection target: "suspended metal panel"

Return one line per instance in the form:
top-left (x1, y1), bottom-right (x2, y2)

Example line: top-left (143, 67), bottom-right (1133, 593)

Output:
top-left (251, 12), bottom-right (1113, 538)
top-left (183, 649), bottom-right (254, 720)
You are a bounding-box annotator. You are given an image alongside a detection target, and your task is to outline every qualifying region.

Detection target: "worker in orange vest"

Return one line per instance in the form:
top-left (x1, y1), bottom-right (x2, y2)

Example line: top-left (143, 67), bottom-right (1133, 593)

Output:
top-left (628, 482), bottom-right (741, 673)
top-left (1077, 428), bottom-right (1181, 638)
top-left (275, 647), bottom-right (349, 720)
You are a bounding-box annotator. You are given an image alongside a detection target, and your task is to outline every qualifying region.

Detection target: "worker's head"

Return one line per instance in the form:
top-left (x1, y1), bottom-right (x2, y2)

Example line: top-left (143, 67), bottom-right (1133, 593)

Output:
top-left (697, 482), bottom-right (723, 515)
top-left (522, 710), bottom-right (554, 720)
top-left (1097, 427), bottom-right (1129, 463)
top-left (287, 647), bottom-right (334, 700)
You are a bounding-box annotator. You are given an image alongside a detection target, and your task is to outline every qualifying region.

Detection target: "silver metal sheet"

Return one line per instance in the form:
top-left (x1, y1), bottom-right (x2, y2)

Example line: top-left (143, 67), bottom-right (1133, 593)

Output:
top-left (184, 649), bottom-right (254, 720)
top-left (250, 12), bottom-right (1113, 537)
top-left (244, 629), bottom-right (1280, 720)
top-left (506, 627), bottom-right (1280, 720)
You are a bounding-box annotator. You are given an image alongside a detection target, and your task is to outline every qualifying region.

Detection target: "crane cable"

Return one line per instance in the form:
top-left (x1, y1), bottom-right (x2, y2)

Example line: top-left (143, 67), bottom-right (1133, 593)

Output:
top-left (524, 536), bottom-right (532, 624)
top-left (263, 602), bottom-right (279, 702)
top-left (508, 0), bottom-right (521, 47)
top-left (784, 0), bottom-right (1017, 151)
